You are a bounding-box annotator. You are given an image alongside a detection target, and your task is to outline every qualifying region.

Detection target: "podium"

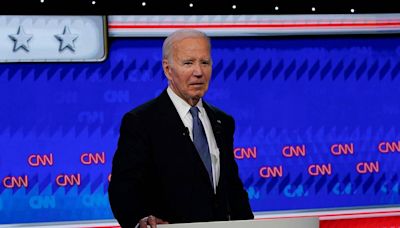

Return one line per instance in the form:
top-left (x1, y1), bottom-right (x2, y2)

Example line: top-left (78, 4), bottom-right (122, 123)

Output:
top-left (159, 217), bottom-right (319, 228)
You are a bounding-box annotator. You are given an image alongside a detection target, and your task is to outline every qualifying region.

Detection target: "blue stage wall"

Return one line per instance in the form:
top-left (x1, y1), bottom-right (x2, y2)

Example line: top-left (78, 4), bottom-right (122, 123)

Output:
top-left (0, 36), bottom-right (400, 223)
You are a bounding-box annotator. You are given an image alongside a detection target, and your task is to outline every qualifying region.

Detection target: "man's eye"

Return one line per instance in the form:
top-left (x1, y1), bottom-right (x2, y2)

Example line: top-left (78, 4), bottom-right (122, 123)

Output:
top-left (184, 62), bottom-right (192, 65)
top-left (202, 61), bottom-right (210, 65)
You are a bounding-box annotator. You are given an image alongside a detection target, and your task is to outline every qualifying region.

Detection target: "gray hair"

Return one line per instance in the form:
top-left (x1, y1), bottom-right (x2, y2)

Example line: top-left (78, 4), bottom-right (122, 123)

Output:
top-left (162, 29), bottom-right (211, 62)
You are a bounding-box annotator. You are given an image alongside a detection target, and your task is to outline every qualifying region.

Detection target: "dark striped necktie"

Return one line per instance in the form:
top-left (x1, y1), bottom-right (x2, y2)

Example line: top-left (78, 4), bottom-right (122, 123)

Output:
top-left (189, 106), bottom-right (213, 185)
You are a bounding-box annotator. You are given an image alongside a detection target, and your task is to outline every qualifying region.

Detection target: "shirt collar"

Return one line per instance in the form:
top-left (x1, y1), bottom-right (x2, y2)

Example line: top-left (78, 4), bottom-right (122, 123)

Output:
top-left (167, 87), bottom-right (204, 120)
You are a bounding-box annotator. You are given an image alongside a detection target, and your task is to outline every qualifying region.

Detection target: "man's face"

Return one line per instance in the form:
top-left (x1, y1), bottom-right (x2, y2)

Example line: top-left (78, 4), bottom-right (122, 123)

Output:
top-left (163, 37), bottom-right (212, 106)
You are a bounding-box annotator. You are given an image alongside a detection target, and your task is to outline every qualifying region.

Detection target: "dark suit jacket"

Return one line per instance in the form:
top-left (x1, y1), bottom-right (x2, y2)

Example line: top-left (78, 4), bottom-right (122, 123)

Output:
top-left (108, 90), bottom-right (253, 227)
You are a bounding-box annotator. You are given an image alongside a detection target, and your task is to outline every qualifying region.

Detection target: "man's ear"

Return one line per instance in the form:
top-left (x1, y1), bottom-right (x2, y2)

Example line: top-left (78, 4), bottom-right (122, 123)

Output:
top-left (162, 59), bottom-right (172, 81)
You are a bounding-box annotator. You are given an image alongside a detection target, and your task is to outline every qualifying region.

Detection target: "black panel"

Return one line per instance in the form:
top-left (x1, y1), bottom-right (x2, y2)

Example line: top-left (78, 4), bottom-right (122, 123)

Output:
top-left (0, 0), bottom-right (398, 15)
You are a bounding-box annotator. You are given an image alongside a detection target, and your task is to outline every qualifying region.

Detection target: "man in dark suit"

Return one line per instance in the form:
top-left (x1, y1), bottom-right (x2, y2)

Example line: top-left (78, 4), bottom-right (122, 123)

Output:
top-left (108, 29), bottom-right (253, 228)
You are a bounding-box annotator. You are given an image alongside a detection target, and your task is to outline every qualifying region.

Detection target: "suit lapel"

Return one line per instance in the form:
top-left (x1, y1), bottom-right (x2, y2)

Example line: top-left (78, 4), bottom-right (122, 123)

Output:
top-left (203, 101), bottom-right (229, 192)
top-left (155, 90), bottom-right (188, 134)
top-left (203, 102), bottom-right (224, 151)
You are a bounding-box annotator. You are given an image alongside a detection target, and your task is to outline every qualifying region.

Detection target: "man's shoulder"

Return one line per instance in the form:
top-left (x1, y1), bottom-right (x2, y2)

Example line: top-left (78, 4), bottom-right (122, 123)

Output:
top-left (126, 97), bottom-right (159, 117)
top-left (125, 90), bottom-right (170, 116)
top-left (204, 102), bottom-right (234, 123)
top-left (119, 96), bottom-right (162, 129)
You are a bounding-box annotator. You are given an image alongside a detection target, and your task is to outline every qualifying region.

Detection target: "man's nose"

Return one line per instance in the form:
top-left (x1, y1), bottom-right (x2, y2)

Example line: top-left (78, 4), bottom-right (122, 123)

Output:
top-left (193, 63), bottom-right (203, 77)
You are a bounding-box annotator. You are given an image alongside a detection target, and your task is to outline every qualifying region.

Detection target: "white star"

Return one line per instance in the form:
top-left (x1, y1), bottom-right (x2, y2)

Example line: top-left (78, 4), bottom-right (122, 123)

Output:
top-left (55, 26), bottom-right (79, 52)
top-left (9, 26), bottom-right (33, 52)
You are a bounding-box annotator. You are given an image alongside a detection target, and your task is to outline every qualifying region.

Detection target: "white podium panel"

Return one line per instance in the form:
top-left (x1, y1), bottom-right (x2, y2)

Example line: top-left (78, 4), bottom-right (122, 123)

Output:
top-left (159, 217), bottom-right (319, 228)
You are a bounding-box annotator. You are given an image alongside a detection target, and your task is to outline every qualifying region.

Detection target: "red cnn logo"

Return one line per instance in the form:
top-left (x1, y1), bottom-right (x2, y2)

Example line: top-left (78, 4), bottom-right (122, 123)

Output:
top-left (80, 152), bottom-right (106, 165)
top-left (56, 174), bottom-right (81, 186)
top-left (330, 143), bottom-right (354, 156)
top-left (308, 163), bottom-right (332, 176)
top-left (378, 141), bottom-right (400, 153)
top-left (356, 161), bottom-right (380, 174)
top-left (282, 145), bottom-right (306, 158)
top-left (28, 153), bottom-right (54, 167)
top-left (234, 147), bottom-right (257, 159)
top-left (3, 175), bottom-right (28, 188)
top-left (259, 166), bottom-right (283, 178)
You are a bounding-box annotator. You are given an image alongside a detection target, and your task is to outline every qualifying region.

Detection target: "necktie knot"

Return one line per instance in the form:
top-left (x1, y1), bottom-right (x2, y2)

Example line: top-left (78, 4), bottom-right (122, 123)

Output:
top-left (189, 106), bottom-right (200, 118)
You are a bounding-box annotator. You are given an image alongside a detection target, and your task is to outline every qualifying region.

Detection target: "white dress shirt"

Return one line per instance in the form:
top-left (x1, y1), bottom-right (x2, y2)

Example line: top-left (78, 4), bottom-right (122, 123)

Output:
top-left (167, 87), bottom-right (220, 192)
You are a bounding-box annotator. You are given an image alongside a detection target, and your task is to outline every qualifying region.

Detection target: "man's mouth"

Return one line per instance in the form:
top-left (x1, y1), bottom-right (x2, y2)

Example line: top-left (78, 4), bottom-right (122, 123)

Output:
top-left (190, 82), bottom-right (204, 86)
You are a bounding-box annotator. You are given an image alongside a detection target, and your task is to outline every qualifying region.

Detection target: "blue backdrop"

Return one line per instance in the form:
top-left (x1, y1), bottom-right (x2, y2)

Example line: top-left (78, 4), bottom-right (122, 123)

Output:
top-left (0, 36), bottom-right (400, 224)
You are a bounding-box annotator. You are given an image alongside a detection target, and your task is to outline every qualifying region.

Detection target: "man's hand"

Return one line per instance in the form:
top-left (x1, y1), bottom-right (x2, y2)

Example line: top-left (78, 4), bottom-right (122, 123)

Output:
top-left (139, 215), bottom-right (169, 228)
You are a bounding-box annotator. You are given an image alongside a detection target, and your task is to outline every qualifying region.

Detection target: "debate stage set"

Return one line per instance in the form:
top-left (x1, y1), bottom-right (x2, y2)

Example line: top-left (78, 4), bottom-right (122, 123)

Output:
top-left (1, 1), bottom-right (400, 227)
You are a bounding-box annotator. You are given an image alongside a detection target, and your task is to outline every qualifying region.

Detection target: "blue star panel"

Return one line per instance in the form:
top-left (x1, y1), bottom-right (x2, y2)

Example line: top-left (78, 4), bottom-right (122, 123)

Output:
top-left (0, 36), bottom-right (400, 224)
top-left (0, 16), bottom-right (105, 62)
